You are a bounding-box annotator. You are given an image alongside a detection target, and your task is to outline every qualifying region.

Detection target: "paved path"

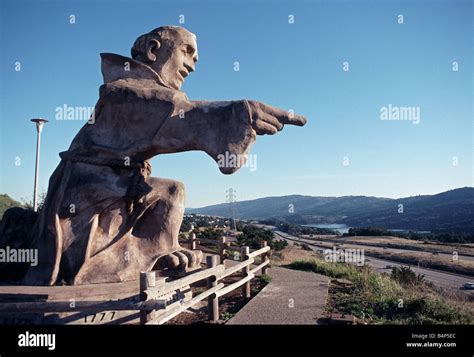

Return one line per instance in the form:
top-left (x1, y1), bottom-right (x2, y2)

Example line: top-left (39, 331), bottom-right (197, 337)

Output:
top-left (227, 266), bottom-right (329, 324)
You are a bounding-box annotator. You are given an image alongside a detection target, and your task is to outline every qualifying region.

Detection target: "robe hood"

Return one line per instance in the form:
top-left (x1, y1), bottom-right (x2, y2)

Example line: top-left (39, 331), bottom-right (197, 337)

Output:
top-left (100, 53), bottom-right (173, 88)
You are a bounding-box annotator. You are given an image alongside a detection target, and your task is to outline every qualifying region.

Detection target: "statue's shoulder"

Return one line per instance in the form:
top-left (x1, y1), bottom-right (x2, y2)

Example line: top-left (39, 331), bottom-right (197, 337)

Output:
top-left (100, 79), bottom-right (185, 103)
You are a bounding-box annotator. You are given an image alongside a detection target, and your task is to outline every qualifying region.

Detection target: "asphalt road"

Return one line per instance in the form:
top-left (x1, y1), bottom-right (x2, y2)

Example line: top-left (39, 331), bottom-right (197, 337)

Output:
top-left (257, 226), bottom-right (474, 296)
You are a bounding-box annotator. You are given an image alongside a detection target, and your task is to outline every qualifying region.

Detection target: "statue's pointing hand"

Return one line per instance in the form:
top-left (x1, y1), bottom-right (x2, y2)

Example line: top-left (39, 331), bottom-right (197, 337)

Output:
top-left (247, 101), bottom-right (307, 135)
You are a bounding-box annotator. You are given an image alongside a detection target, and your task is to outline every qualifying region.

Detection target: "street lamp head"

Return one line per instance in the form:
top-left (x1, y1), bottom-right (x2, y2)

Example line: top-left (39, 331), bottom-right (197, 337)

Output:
top-left (31, 118), bottom-right (49, 133)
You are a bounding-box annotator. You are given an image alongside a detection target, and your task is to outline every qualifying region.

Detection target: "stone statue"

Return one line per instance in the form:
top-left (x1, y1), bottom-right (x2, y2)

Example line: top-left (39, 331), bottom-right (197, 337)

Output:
top-left (0, 26), bottom-right (306, 285)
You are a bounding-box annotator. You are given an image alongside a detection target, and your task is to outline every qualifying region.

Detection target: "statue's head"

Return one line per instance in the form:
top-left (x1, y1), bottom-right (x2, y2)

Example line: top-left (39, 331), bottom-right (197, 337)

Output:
top-left (131, 26), bottom-right (198, 90)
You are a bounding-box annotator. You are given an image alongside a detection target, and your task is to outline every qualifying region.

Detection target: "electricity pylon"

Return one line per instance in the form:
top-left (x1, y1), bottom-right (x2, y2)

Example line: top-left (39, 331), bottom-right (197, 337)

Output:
top-left (226, 188), bottom-right (237, 231)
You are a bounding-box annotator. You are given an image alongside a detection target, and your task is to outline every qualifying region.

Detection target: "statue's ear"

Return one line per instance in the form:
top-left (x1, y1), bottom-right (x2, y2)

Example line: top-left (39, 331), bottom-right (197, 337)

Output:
top-left (146, 39), bottom-right (161, 62)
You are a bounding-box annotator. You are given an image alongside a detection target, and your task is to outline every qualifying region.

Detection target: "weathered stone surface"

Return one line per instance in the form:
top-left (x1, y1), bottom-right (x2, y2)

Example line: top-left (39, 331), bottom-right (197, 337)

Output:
top-left (0, 26), bottom-right (306, 285)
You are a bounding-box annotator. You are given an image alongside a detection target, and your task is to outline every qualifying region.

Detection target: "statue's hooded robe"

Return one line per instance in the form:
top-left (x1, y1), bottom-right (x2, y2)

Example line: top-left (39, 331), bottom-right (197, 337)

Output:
top-left (12, 53), bottom-right (256, 285)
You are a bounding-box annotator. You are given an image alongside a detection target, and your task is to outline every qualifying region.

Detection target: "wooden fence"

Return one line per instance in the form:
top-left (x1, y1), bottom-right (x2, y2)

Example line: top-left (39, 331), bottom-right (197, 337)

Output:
top-left (0, 239), bottom-right (271, 325)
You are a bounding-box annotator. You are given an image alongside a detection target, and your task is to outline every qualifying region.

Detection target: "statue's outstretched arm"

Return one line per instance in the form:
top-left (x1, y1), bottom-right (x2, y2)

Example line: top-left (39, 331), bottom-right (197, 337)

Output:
top-left (152, 98), bottom-right (307, 174)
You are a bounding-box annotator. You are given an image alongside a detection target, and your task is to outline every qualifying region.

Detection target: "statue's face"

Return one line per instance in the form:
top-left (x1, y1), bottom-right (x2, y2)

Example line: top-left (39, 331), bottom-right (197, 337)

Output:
top-left (151, 30), bottom-right (199, 90)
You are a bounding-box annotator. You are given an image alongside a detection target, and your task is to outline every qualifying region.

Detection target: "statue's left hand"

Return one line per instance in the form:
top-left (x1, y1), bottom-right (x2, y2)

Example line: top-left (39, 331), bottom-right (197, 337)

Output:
top-left (246, 100), bottom-right (307, 135)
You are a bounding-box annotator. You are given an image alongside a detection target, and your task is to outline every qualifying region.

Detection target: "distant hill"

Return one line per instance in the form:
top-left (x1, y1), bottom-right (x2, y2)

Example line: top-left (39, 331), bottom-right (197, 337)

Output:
top-left (0, 194), bottom-right (22, 219)
top-left (187, 187), bottom-right (474, 234)
top-left (340, 187), bottom-right (474, 233)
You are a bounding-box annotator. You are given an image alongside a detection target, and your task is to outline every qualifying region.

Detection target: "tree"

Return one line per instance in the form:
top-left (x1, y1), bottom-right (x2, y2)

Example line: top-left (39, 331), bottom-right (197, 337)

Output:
top-left (237, 225), bottom-right (287, 251)
top-left (198, 227), bottom-right (223, 241)
top-left (180, 220), bottom-right (192, 232)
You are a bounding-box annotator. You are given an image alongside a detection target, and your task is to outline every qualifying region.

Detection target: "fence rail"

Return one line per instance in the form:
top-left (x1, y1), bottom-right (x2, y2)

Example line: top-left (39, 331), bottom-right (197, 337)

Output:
top-left (0, 299), bottom-right (167, 315)
top-left (0, 241), bottom-right (271, 325)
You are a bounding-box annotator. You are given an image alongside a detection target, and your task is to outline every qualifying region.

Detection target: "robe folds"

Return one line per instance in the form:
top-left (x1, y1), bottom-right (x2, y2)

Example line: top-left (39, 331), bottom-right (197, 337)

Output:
top-left (2, 53), bottom-right (256, 285)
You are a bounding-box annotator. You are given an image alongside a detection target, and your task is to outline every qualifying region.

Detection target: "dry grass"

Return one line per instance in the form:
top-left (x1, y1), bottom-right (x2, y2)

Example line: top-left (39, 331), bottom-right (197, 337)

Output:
top-left (270, 243), bottom-right (320, 266)
top-left (310, 235), bottom-right (474, 257)
top-left (366, 250), bottom-right (474, 276)
top-left (301, 236), bottom-right (474, 276)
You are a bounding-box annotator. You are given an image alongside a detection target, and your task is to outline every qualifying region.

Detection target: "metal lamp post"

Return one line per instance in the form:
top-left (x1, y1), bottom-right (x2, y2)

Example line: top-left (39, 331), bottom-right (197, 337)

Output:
top-left (31, 118), bottom-right (48, 212)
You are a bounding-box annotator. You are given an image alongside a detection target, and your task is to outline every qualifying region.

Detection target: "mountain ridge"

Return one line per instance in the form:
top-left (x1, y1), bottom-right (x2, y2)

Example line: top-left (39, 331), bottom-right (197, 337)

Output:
top-left (186, 187), bottom-right (474, 233)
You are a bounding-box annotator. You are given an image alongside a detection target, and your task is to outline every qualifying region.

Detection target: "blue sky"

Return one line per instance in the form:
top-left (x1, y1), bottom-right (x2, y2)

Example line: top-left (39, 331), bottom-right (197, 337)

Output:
top-left (0, 0), bottom-right (472, 208)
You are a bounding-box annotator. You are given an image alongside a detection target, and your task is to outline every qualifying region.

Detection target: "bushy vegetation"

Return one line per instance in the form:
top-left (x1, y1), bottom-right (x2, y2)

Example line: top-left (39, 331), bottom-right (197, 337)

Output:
top-left (390, 266), bottom-right (425, 286)
top-left (181, 214), bottom-right (245, 232)
top-left (180, 215), bottom-right (212, 231)
top-left (289, 259), bottom-right (473, 324)
top-left (258, 274), bottom-right (272, 285)
top-left (179, 219), bottom-right (193, 232)
top-left (0, 194), bottom-right (22, 219)
top-left (197, 227), bottom-right (223, 241)
top-left (1, 191), bottom-right (46, 220)
top-left (343, 227), bottom-right (390, 237)
top-left (237, 225), bottom-right (288, 251)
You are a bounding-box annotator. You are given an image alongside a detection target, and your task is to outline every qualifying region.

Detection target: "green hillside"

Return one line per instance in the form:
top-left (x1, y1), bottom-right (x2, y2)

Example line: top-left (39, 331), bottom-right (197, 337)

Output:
top-left (0, 194), bottom-right (22, 219)
top-left (187, 187), bottom-right (474, 234)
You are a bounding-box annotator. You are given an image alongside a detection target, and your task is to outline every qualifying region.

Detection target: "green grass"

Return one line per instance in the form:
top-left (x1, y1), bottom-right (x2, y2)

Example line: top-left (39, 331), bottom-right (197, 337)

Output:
top-left (288, 259), bottom-right (364, 283)
top-left (258, 274), bottom-right (272, 285)
top-left (289, 258), bottom-right (473, 325)
top-left (220, 311), bottom-right (235, 321)
top-left (193, 287), bottom-right (206, 295)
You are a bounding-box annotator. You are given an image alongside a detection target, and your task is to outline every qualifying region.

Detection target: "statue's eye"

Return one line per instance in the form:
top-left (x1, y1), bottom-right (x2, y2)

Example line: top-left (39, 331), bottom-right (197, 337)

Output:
top-left (186, 45), bottom-right (195, 55)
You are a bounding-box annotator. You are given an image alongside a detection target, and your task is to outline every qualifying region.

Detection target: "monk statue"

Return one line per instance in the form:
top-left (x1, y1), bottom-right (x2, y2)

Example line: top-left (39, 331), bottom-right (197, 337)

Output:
top-left (0, 26), bottom-right (307, 285)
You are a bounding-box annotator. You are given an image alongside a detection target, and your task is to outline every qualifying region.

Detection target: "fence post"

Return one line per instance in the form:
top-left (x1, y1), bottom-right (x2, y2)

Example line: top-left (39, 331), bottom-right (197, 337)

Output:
top-left (140, 271), bottom-right (156, 324)
top-left (190, 232), bottom-right (197, 250)
top-left (206, 255), bottom-right (219, 322)
top-left (241, 246), bottom-right (251, 298)
top-left (219, 237), bottom-right (226, 263)
top-left (261, 240), bottom-right (269, 275)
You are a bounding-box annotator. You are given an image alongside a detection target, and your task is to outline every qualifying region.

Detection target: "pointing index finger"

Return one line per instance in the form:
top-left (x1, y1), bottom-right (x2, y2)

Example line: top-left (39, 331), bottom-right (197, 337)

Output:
top-left (259, 102), bottom-right (307, 126)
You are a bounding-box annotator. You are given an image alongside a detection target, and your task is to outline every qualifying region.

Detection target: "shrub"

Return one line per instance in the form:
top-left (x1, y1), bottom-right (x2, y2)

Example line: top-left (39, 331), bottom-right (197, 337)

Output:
top-left (391, 266), bottom-right (425, 286)
top-left (237, 225), bottom-right (288, 251)
top-left (258, 274), bottom-right (272, 285)
top-left (198, 227), bottom-right (223, 241)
